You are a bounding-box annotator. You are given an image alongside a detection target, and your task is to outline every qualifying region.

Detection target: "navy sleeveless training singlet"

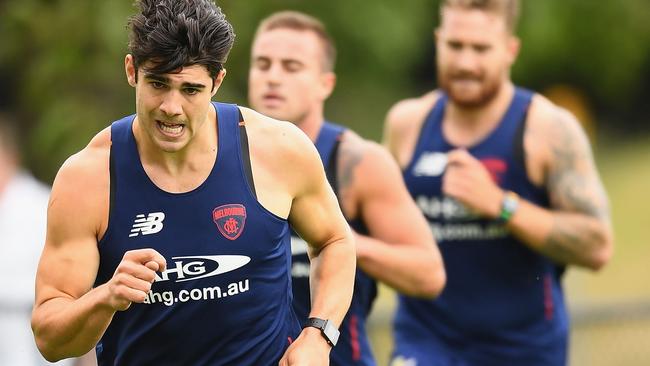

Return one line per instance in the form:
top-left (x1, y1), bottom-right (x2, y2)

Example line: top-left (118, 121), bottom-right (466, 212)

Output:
top-left (94, 102), bottom-right (300, 365)
top-left (290, 122), bottom-right (378, 366)
top-left (394, 88), bottom-right (568, 366)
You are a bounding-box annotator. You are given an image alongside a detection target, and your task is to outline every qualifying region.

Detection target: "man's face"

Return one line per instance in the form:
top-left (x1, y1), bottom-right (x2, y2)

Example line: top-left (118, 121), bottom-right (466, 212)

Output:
top-left (248, 28), bottom-right (334, 125)
top-left (436, 7), bottom-right (519, 108)
top-left (126, 56), bottom-right (223, 153)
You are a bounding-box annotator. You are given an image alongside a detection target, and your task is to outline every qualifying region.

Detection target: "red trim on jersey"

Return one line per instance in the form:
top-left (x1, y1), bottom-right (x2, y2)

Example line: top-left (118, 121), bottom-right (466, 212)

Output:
top-left (349, 314), bottom-right (361, 361)
top-left (544, 274), bottom-right (554, 320)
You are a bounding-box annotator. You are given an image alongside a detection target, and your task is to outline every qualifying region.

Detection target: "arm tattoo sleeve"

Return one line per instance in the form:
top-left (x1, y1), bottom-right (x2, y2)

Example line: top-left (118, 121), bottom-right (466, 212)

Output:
top-left (337, 137), bottom-right (364, 198)
top-left (542, 110), bottom-right (611, 264)
top-left (545, 110), bottom-right (609, 220)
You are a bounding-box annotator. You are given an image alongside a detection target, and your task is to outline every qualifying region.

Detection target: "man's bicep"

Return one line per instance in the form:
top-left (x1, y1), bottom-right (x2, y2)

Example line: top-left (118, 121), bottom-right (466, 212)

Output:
top-left (36, 165), bottom-right (102, 305)
top-left (545, 110), bottom-right (610, 220)
top-left (359, 149), bottom-right (433, 245)
top-left (36, 236), bottom-right (100, 304)
top-left (289, 175), bottom-right (348, 253)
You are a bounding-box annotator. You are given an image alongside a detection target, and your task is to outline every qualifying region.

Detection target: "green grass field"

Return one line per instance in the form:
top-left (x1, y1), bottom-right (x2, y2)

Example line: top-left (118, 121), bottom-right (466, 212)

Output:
top-left (367, 135), bottom-right (650, 365)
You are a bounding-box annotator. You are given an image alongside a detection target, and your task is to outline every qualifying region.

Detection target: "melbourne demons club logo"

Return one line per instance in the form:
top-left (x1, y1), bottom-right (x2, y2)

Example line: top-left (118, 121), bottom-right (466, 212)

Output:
top-left (213, 204), bottom-right (247, 240)
top-left (480, 158), bottom-right (508, 184)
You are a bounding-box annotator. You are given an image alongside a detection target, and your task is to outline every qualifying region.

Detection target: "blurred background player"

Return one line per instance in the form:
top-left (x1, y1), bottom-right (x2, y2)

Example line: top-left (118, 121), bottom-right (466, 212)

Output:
top-left (0, 112), bottom-right (76, 365)
top-left (249, 11), bottom-right (446, 366)
top-left (383, 0), bottom-right (613, 365)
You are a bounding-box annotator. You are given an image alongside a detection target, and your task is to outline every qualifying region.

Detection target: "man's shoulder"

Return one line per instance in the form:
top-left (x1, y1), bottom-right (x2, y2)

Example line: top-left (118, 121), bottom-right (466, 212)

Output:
top-left (523, 93), bottom-right (593, 181)
top-left (385, 90), bottom-right (440, 132)
top-left (383, 91), bottom-right (441, 166)
top-left (47, 127), bottom-right (111, 236)
top-left (240, 107), bottom-right (315, 154)
top-left (74, 126), bottom-right (111, 163)
top-left (338, 130), bottom-right (402, 190)
top-left (527, 94), bottom-right (584, 134)
top-left (241, 107), bottom-right (320, 167)
top-left (339, 129), bottom-right (386, 160)
top-left (55, 127), bottom-right (111, 188)
top-left (389, 90), bottom-right (440, 112)
top-left (241, 107), bottom-right (306, 141)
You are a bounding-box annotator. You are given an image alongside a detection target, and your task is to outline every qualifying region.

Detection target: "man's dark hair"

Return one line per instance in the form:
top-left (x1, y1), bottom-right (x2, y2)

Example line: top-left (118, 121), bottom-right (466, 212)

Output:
top-left (128, 0), bottom-right (235, 79)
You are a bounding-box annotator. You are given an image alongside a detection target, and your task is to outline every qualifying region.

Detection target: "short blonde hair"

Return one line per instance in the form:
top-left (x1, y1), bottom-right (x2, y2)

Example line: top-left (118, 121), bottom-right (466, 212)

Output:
top-left (442, 0), bottom-right (520, 33)
top-left (254, 11), bottom-right (336, 71)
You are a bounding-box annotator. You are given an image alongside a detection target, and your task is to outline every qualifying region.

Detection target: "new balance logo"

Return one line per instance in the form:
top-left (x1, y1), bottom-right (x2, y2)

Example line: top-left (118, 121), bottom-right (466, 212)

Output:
top-left (129, 212), bottom-right (165, 237)
top-left (413, 152), bottom-right (447, 177)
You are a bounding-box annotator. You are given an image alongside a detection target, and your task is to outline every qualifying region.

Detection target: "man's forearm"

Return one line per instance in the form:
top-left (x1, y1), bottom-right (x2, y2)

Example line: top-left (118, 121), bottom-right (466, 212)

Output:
top-left (308, 238), bottom-right (356, 327)
top-left (32, 285), bottom-right (115, 362)
top-left (508, 199), bottom-right (613, 270)
top-left (356, 234), bottom-right (444, 298)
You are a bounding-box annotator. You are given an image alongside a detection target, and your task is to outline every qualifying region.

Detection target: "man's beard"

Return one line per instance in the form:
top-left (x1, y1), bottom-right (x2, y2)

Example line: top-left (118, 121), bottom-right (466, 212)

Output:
top-left (438, 68), bottom-right (502, 109)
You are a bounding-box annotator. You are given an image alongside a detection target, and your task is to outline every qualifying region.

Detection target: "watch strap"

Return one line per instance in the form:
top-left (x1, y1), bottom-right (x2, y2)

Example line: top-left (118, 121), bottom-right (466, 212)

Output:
top-left (304, 317), bottom-right (339, 347)
top-left (498, 191), bottom-right (520, 223)
top-left (305, 317), bottom-right (327, 330)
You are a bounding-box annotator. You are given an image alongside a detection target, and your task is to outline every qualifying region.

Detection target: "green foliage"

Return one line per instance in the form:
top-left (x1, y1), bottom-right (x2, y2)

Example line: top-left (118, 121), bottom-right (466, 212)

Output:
top-left (516, 0), bottom-right (650, 105)
top-left (1, 0), bottom-right (648, 182)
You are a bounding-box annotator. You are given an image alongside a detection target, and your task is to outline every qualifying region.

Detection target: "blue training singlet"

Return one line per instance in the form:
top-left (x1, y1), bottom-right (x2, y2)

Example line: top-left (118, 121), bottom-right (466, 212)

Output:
top-left (394, 88), bottom-right (568, 366)
top-left (290, 122), bottom-right (378, 366)
top-left (94, 102), bottom-right (300, 365)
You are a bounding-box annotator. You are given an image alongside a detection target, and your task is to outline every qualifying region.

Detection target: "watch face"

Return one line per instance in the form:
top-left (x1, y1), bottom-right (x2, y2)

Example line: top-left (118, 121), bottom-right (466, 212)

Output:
top-left (323, 320), bottom-right (340, 346)
top-left (504, 195), bottom-right (519, 211)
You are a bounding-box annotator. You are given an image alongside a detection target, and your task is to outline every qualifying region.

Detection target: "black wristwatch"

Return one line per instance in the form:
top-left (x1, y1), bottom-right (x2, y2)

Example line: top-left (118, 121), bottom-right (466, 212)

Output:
top-left (303, 317), bottom-right (340, 347)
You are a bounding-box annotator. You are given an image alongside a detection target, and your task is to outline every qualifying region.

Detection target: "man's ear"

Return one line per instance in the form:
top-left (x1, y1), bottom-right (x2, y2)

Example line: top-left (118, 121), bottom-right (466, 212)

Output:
top-left (125, 54), bottom-right (137, 87)
top-left (318, 71), bottom-right (336, 101)
top-left (434, 27), bottom-right (441, 44)
top-left (211, 68), bottom-right (227, 96)
top-left (506, 35), bottom-right (521, 66)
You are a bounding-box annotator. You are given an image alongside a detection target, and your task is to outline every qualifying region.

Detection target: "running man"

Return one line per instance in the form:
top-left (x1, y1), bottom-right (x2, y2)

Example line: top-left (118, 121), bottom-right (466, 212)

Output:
top-left (249, 11), bottom-right (446, 366)
top-left (32, 1), bottom-right (355, 365)
top-left (384, 1), bottom-right (613, 364)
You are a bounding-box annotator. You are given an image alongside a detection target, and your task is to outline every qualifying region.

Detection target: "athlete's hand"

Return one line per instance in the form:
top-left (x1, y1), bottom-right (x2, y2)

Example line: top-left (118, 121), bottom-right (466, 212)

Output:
top-left (443, 149), bottom-right (504, 218)
top-left (279, 327), bottom-right (331, 366)
top-left (104, 248), bottom-right (167, 311)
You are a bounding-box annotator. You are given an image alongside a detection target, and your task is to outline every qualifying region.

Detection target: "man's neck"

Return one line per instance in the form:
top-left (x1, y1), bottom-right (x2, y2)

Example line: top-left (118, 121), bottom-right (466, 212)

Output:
top-left (296, 109), bottom-right (326, 143)
top-left (443, 82), bottom-right (515, 146)
top-left (447, 82), bottom-right (515, 126)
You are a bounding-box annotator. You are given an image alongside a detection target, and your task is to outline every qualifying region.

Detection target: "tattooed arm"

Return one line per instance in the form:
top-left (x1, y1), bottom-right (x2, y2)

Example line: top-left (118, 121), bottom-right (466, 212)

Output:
top-left (506, 103), bottom-right (613, 270)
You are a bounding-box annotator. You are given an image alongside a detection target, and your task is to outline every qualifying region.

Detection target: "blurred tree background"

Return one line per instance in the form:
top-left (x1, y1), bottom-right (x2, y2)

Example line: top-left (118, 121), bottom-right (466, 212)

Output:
top-left (1, 0), bottom-right (649, 182)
